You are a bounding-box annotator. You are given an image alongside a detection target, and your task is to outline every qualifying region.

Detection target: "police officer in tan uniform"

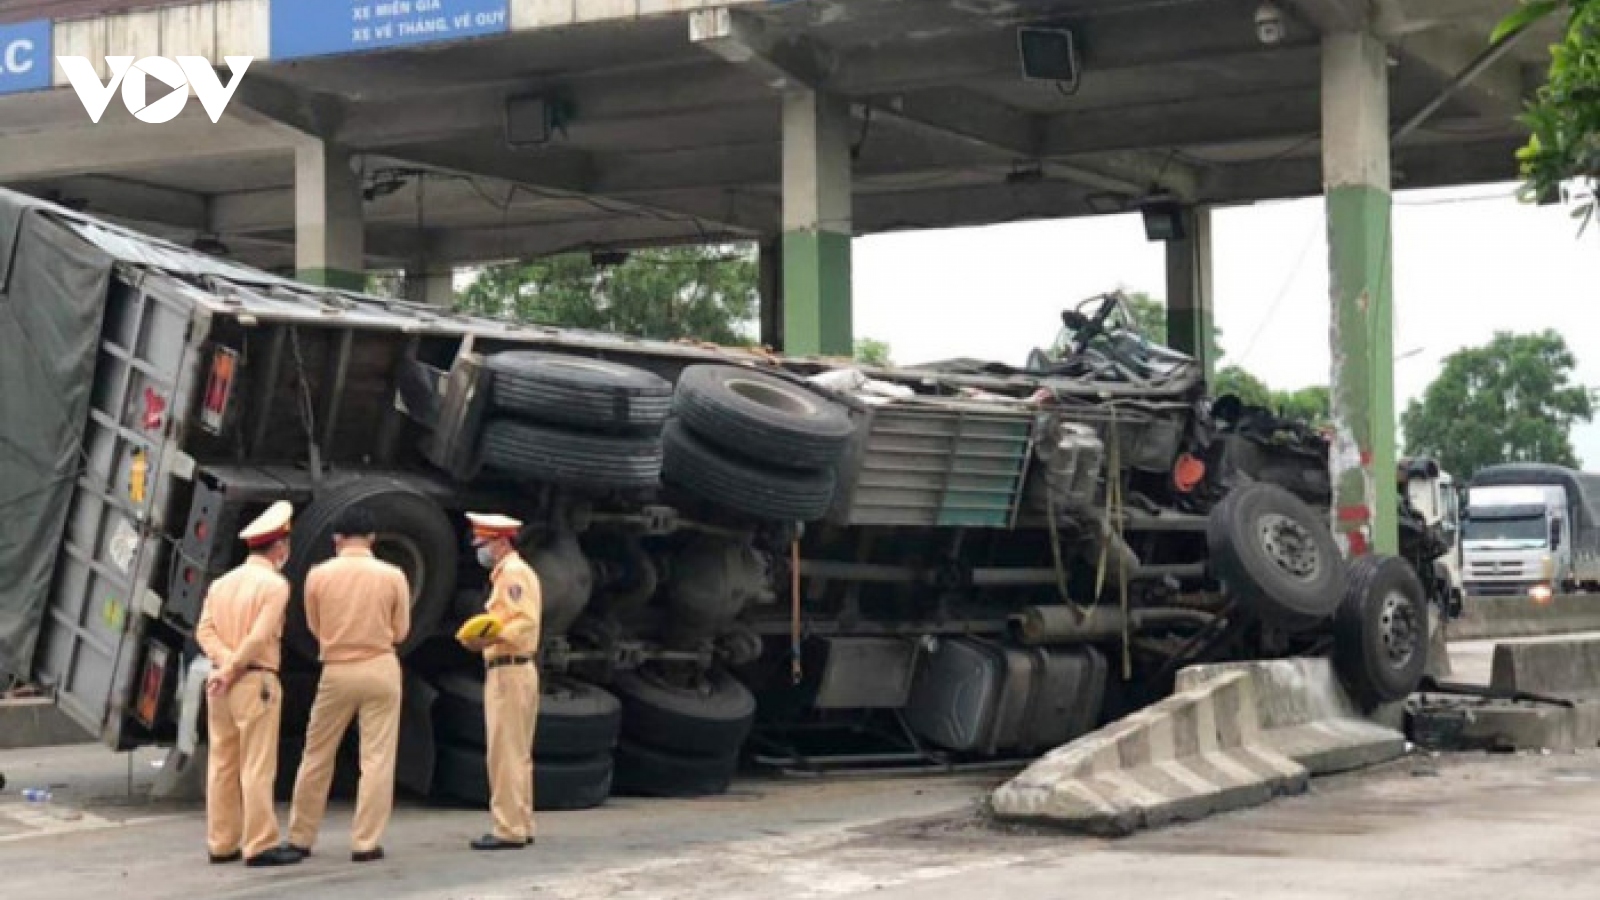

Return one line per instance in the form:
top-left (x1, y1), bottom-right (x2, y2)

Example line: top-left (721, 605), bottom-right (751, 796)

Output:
top-left (285, 507), bottom-right (410, 864)
top-left (461, 512), bottom-right (543, 851)
top-left (194, 501), bottom-right (302, 868)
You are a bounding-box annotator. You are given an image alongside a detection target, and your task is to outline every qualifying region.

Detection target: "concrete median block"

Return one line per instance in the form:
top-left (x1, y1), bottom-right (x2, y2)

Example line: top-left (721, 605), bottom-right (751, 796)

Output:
top-left (0, 698), bottom-right (91, 750)
top-left (992, 657), bottom-right (1404, 836)
top-left (1178, 657), bottom-right (1406, 775)
top-left (1490, 638), bottom-right (1600, 700)
top-left (991, 670), bottom-right (1309, 836)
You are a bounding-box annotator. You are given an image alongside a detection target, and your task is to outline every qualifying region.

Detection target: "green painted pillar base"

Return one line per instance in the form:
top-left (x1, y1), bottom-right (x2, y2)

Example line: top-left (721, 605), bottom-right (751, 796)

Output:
top-left (296, 268), bottom-right (367, 291)
top-left (782, 230), bottom-right (852, 357)
top-left (1328, 183), bottom-right (1397, 556)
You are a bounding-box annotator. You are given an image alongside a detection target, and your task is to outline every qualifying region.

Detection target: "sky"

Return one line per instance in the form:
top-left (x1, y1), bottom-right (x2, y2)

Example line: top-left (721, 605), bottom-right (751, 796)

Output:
top-left (852, 182), bottom-right (1600, 467)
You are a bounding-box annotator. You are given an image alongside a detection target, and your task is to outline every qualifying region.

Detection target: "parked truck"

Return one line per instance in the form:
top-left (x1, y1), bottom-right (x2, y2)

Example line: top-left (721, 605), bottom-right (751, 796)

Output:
top-left (1463, 464), bottom-right (1600, 601)
top-left (0, 190), bottom-right (1441, 807)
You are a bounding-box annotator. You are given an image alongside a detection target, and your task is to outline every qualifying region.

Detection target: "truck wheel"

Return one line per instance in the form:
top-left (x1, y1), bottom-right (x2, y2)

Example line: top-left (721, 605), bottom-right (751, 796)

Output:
top-left (611, 665), bottom-right (755, 756)
top-left (662, 421), bottom-right (837, 522)
top-left (612, 740), bottom-right (739, 798)
top-left (432, 742), bottom-right (614, 811)
top-left (481, 419), bottom-right (662, 492)
top-left (487, 352), bottom-right (672, 434)
top-left (433, 672), bottom-right (623, 757)
top-left (283, 478), bottom-right (458, 663)
top-left (674, 365), bottom-right (854, 470)
top-left (1334, 554), bottom-right (1429, 708)
top-left (1207, 483), bottom-right (1347, 632)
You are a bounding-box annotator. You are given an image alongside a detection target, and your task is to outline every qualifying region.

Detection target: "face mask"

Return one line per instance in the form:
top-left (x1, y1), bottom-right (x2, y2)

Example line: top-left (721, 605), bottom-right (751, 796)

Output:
top-left (477, 545), bottom-right (497, 570)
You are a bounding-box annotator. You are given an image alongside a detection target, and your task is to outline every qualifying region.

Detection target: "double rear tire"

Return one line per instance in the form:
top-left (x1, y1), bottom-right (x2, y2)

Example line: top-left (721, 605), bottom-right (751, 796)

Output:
top-left (609, 666), bottom-right (755, 797)
top-left (663, 365), bottom-right (855, 522)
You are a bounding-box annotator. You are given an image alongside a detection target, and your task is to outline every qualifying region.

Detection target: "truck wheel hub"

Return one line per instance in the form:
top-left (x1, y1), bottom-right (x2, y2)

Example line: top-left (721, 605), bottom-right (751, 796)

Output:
top-left (1257, 513), bottom-right (1320, 581)
top-left (1379, 590), bottom-right (1419, 668)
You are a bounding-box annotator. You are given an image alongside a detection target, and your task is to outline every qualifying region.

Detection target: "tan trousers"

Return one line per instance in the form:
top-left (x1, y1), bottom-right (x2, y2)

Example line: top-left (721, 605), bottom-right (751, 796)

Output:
top-left (486, 662), bottom-right (540, 842)
top-left (206, 670), bottom-right (282, 859)
top-left (287, 654), bottom-right (402, 853)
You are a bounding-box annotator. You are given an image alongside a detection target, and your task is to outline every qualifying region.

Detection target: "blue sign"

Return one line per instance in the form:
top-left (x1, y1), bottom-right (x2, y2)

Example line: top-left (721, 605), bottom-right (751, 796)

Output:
top-left (271, 0), bottom-right (509, 61)
top-left (0, 19), bottom-right (51, 96)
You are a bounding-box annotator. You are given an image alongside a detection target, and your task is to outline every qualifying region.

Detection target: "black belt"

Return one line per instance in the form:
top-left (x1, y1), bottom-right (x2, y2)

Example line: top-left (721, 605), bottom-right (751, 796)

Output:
top-left (246, 664), bottom-right (278, 675)
top-left (485, 655), bottom-right (535, 670)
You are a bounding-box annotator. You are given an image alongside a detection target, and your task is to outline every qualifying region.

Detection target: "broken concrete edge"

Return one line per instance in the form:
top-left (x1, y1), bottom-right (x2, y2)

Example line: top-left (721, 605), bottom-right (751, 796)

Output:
top-left (0, 697), bottom-right (92, 750)
top-left (1410, 699), bottom-right (1600, 754)
top-left (990, 657), bottom-right (1406, 836)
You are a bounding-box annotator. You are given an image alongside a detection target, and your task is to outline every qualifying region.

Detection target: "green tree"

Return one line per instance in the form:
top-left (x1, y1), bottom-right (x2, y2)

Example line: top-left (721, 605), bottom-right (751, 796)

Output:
top-left (1274, 385), bottom-right (1332, 426)
top-left (1401, 330), bottom-right (1595, 479)
top-left (855, 338), bottom-right (893, 367)
top-left (456, 244), bottom-right (758, 344)
top-left (1212, 365), bottom-right (1273, 408)
top-left (1495, 1), bottom-right (1600, 226)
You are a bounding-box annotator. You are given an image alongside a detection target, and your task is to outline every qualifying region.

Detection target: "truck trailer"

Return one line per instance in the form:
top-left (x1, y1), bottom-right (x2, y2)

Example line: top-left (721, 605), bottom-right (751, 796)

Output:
top-left (0, 190), bottom-right (1441, 806)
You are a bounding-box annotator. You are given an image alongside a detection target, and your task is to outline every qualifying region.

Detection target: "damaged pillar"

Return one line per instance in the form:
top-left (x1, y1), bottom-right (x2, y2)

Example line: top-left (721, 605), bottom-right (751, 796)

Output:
top-left (1164, 205), bottom-right (1216, 379)
top-left (295, 139), bottom-right (366, 290)
top-left (1322, 30), bottom-right (1397, 556)
top-left (782, 90), bottom-right (852, 357)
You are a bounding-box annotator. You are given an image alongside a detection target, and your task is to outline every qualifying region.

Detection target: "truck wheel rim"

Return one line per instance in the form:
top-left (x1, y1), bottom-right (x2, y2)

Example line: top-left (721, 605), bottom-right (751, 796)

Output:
top-left (1379, 589), bottom-right (1419, 669)
top-left (374, 534), bottom-right (427, 606)
top-left (1257, 512), bottom-right (1321, 581)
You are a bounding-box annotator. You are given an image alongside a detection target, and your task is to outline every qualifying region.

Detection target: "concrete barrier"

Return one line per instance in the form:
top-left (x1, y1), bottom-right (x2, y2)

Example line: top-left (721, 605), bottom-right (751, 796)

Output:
top-left (1449, 594), bottom-right (1600, 641)
top-left (990, 657), bottom-right (1404, 836)
top-left (0, 698), bottom-right (91, 749)
top-left (1490, 637), bottom-right (1600, 699)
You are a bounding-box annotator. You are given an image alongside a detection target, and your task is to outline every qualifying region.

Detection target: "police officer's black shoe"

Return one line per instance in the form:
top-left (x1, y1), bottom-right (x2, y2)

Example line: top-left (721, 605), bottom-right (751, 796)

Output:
top-left (245, 847), bottom-right (304, 868)
top-left (352, 848), bottom-right (384, 863)
top-left (470, 834), bottom-right (527, 851)
top-left (209, 850), bottom-right (242, 865)
top-left (283, 844), bottom-right (311, 861)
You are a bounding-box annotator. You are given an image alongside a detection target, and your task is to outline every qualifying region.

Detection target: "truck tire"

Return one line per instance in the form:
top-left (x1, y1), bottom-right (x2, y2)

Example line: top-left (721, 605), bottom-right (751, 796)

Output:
top-left (674, 365), bottom-right (854, 470)
top-left (1334, 554), bottom-right (1429, 708)
top-left (487, 352), bottom-right (672, 434)
top-left (432, 742), bottom-right (613, 811)
top-left (662, 421), bottom-right (837, 522)
top-left (481, 419), bottom-right (662, 492)
top-left (612, 740), bottom-right (739, 798)
top-left (433, 672), bottom-right (623, 758)
top-left (283, 478), bottom-right (458, 663)
top-left (1207, 483), bottom-right (1347, 633)
top-left (611, 665), bottom-right (755, 756)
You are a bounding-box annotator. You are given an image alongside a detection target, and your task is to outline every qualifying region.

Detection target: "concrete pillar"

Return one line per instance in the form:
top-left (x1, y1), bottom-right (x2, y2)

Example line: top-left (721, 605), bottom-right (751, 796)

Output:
top-left (758, 236), bottom-right (784, 350)
top-left (294, 139), bottom-right (365, 290)
top-left (1322, 30), bottom-right (1397, 557)
top-left (405, 264), bottom-right (455, 307)
top-left (781, 90), bottom-right (852, 357)
top-left (1164, 206), bottom-right (1216, 378)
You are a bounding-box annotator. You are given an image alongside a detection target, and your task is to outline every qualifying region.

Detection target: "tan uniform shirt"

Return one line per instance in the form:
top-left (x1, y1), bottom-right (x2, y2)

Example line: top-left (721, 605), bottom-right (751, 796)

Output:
top-left (196, 556), bottom-right (290, 676)
top-left (484, 551), bottom-right (542, 661)
top-left (304, 546), bottom-right (411, 663)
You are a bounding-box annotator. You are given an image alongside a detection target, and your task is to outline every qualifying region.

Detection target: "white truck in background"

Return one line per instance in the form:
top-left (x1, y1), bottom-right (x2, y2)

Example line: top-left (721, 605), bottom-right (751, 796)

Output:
top-left (1400, 458), bottom-right (1464, 613)
top-left (1463, 464), bottom-right (1600, 601)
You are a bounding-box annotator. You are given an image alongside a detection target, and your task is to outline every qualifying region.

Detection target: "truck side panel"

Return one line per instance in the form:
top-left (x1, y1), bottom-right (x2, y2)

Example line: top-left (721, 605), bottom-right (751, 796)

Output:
top-left (31, 275), bottom-right (206, 747)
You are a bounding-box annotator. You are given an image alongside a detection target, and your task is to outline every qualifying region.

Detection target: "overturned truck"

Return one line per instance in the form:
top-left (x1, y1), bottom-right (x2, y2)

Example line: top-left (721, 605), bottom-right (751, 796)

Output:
top-left (0, 190), bottom-right (1440, 807)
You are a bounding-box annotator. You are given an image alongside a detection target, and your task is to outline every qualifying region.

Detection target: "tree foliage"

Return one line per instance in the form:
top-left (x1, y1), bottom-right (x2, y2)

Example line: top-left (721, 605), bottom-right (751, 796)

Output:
top-left (1120, 292), bottom-right (1329, 423)
top-left (855, 338), bottom-right (893, 367)
top-left (1497, 1), bottom-right (1600, 226)
top-left (455, 244), bottom-right (759, 344)
top-left (1402, 330), bottom-right (1595, 479)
